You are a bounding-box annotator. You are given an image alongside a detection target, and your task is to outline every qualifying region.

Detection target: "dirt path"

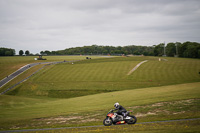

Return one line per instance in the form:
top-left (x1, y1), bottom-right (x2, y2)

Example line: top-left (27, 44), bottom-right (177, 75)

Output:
top-left (1, 118), bottom-right (199, 133)
top-left (127, 60), bottom-right (148, 75)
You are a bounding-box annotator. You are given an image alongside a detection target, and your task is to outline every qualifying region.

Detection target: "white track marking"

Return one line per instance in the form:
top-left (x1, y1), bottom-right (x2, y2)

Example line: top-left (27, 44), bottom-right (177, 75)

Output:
top-left (127, 60), bottom-right (148, 75)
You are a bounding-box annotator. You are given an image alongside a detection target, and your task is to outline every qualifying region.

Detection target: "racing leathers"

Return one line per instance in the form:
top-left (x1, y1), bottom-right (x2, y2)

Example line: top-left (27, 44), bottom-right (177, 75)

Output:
top-left (114, 105), bottom-right (127, 117)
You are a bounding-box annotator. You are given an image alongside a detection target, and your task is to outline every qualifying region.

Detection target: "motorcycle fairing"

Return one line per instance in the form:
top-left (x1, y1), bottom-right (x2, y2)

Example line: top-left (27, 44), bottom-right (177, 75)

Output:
top-left (107, 113), bottom-right (115, 118)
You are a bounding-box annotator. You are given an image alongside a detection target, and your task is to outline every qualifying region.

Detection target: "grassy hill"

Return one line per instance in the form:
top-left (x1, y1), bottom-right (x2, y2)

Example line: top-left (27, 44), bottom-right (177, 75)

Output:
top-left (0, 56), bottom-right (200, 131)
top-left (6, 56), bottom-right (200, 98)
top-left (0, 55), bottom-right (101, 80)
top-left (0, 55), bottom-right (104, 93)
top-left (0, 82), bottom-right (199, 131)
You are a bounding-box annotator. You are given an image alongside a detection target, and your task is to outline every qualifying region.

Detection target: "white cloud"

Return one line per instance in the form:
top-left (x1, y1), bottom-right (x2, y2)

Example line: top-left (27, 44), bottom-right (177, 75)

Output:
top-left (0, 0), bottom-right (200, 54)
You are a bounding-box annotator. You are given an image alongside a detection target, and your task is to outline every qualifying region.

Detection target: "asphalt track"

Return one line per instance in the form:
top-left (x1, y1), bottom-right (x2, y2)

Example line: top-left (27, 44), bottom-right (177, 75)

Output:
top-left (0, 118), bottom-right (199, 133)
top-left (0, 62), bottom-right (53, 88)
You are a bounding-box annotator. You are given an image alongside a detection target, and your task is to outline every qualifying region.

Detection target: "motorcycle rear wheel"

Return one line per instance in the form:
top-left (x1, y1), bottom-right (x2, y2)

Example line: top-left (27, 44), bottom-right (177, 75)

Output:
top-left (103, 117), bottom-right (113, 126)
top-left (127, 115), bottom-right (137, 124)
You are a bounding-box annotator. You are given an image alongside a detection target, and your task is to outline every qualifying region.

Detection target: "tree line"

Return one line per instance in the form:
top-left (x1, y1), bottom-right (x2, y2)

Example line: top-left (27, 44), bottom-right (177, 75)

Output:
top-left (40, 45), bottom-right (154, 56)
top-left (1, 41), bottom-right (200, 58)
top-left (154, 41), bottom-right (200, 58)
top-left (0, 48), bottom-right (15, 56)
top-left (40, 41), bottom-right (200, 58)
top-left (0, 48), bottom-right (31, 56)
top-left (19, 50), bottom-right (30, 56)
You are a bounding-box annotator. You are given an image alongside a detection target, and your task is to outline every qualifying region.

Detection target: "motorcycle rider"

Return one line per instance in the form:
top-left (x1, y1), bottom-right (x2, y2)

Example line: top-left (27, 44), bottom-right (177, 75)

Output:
top-left (114, 102), bottom-right (127, 118)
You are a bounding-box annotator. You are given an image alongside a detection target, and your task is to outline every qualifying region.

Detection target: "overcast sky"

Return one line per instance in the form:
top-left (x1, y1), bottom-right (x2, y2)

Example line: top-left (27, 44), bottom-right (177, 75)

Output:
top-left (0, 0), bottom-right (200, 54)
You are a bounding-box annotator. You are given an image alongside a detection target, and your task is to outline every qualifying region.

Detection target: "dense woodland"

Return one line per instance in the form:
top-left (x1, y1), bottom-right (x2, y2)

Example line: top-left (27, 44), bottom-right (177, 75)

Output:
top-left (41, 41), bottom-right (200, 58)
top-left (153, 42), bottom-right (200, 58)
top-left (1, 41), bottom-right (200, 58)
top-left (41, 45), bottom-right (154, 56)
top-left (0, 48), bottom-right (15, 56)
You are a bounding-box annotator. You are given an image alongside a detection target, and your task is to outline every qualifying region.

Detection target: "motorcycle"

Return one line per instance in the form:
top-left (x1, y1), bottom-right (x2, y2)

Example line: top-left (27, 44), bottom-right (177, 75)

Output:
top-left (103, 109), bottom-right (137, 126)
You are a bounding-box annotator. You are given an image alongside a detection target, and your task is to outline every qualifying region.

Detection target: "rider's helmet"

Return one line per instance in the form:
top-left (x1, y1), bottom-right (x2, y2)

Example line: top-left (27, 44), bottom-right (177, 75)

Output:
top-left (114, 102), bottom-right (119, 108)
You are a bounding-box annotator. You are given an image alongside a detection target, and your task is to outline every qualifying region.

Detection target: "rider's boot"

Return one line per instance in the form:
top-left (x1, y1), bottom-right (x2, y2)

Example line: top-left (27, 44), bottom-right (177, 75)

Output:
top-left (122, 112), bottom-right (127, 119)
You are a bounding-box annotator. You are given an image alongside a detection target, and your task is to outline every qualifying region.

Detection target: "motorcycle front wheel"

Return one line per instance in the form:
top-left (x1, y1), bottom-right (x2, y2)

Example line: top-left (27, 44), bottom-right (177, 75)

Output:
top-left (103, 117), bottom-right (113, 126)
top-left (127, 115), bottom-right (137, 124)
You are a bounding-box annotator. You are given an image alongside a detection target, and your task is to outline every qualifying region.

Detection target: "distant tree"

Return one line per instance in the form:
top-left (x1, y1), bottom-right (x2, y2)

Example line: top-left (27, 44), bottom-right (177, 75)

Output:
top-left (5, 51), bottom-right (11, 56)
top-left (0, 48), bottom-right (3, 55)
top-left (51, 51), bottom-right (57, 55)
top-left (35, 42), bottom-right (199, 58)
top-left (25, 50), bottom-right (30, 56)
top-left (154, 43), bottom-right (165, 56)
top-left (186, 42), bottom-right (200, 58)
top-left (0, 47), bottom-right (15, 56)
top-left (11, 49), bottom-right (15, 55)
top-left (40, 51), bottom-right (44, 55)
top-left (178, 42), bottom-right (187, 57)
top-left (153, 41), bottom-right (200, 58)
top-left (178, 41), bottom-right (199, 58)
top-left (19, 50), bottom-right (24, 56)
top-left (166, 43), bottom-right (176, 57)
top-left (44, 50), bottom-right (51, 55)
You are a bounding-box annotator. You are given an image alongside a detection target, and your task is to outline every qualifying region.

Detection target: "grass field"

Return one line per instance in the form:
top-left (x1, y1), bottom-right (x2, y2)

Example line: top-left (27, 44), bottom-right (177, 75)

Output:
top-left (0, 56), bottom-right (200, 132)
top-left (0, 82), bottom-right (200, 130)
top-left (5, 56), bottom-right (200, 98)
top-left (0, 55), bottom-right (104, 93)
top-left (20, 120), bottom-right (200, 133)
top-left (0, 55), bottom-right (103, 80)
